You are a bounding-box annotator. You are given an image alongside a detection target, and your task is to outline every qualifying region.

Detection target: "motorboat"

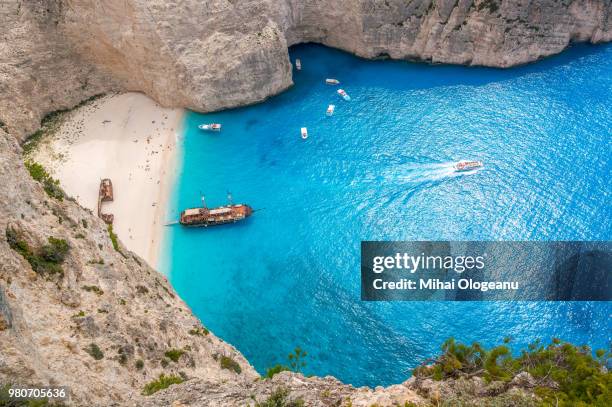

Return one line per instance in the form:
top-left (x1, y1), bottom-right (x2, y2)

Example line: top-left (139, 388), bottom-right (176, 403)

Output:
top-left (198, 123), bottom-right (221, 131)
top-left (295, 59), bottom-right (302, 70)
top-left (337, 89), bottom-right (351, 101)
top-left (301, 127), bottom-right (308, 139)
top-left (326, 104), bottom-right (335, 116)
top-left (453, 160), bottom-right (483, 172)
top-left (326, 78), bottom-right (340, 85)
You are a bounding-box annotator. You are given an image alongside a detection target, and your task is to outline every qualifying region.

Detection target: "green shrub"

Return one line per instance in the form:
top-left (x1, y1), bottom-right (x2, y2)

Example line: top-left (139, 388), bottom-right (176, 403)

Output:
top-left (25, 161), bottom-right (47, 182)
top-left (164, 349), bottom-right (185, 363)
top-left (135, 359), bottom-right (144, 370)
top-left (82, 285), bottom-right (104, 296)
top-left (483, 345), bottom-right (512, 382)
top-left (107, 224), bottom-right (119, 250)
top-left (24, 161), bottom-right (64, 200)
top-left (41, 237), bottom-right (69, 263)
top-left (142, 374), bottom-right (184, 396)
top-left (6, 228), bottom-right (68, 278)
top-left (288, 347), bottom-right (307, 373)
top-left (220, 355), bottom-right (242, 374)
top-left (84, 343), bottom-right (104, 360)
top-left (255, 387), bottom-right (304, 407)
top-left (107, 224), bottom-right (126, 257)
top-left (414, 338), bottom-right (612, 405)
top-left (477, 0), bottom-right (499, 13)
top-left (265, 364), bottom-right (290, 379)
top-left (188, 326), bottom-right (209, 336)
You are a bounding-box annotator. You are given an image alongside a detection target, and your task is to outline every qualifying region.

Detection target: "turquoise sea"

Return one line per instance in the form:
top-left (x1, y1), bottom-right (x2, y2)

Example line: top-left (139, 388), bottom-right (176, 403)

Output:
top-left (162, 44), bottom-right (612, 386)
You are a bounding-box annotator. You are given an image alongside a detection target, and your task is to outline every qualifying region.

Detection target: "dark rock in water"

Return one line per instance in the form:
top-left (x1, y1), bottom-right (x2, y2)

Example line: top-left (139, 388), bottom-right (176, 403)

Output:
top-left (245, 118), bottom-right (260, 129)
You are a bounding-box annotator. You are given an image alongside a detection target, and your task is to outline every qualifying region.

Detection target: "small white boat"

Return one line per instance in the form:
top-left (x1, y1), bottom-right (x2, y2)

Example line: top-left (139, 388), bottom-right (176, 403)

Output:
top-left (295, 59), bottom-right (301, 71)
top-left (453, 160), bottom-right (483, 172)
top-left (337, 89), bottom-right (351, 101)
top-left (301, 127), bottom-right (308, 139)
top-left (325, 78), bottom-right (340, 85)
top-left (326, 104), bottom-right (335, 116)
top-left (198, 123), bottom-right (221, 131)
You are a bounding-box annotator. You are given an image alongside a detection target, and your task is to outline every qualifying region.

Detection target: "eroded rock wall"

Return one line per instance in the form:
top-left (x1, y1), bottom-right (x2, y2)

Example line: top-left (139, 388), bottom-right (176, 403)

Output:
top-left (0, 1), bottom-right (116, 140)
top-left (283, 0), bottom-right (612, 64)
top-left (2, 0), bottom-right (611, 140)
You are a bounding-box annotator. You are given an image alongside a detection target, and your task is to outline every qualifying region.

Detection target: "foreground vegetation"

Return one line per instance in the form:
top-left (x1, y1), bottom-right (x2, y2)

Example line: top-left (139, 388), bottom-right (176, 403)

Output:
top-left (414, 338), bottom-right (611, 406)
top-left (255, 387), bottom-right (304, 407)
top-left (265, 347), bottom-right (308, 379)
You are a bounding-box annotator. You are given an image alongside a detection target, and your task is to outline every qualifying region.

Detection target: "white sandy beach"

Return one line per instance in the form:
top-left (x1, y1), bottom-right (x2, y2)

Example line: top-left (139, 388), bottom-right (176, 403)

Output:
top-left (30, 92), bottom-right (183, 267)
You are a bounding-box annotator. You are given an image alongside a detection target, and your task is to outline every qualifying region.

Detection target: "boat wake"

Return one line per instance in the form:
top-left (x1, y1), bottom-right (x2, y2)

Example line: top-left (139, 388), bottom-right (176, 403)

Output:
top-left (373, 162), bottom-right (482, 184)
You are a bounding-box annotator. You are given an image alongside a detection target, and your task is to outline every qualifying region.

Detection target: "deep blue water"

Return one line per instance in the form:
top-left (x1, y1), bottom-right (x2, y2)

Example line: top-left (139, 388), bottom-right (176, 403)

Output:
top-left (162, 43), bottom-right (612, 387)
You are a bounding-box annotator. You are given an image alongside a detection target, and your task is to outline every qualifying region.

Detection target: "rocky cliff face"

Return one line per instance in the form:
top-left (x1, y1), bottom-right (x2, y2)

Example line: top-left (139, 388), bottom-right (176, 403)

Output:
top-left (0, 0), bottom-right (610, 405)
top-left (284, 0), bottom-right (612, 64)
top-left (1, 0), bottom-right (611, 139)
top-left (0, 128), bottom-right (259, 405)
top-left (0, 1), bottom-right (116, 140)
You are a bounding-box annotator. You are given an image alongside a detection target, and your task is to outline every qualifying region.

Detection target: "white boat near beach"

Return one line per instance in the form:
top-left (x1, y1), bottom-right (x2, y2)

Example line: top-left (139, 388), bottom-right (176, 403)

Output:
top-left (326, 78), bottom-right (340, 85)
top-left (326, 104), bottom-right (335, 116)
top-left (337, 89), bottom-right (351, 101)
top-left (301, 127), bottom-right (308, 139)
top-left (198, 123), bottom-right (221, 131)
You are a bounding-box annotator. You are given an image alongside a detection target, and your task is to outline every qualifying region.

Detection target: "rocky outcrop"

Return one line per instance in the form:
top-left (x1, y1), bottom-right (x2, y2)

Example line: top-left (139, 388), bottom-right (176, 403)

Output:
top-left (141, 372), bottom-right (424, 407)
top-left (141, 371), bottom-right (540, 406)
top-left (1, 0), bottom-right (611, 139)
top-left (0, 1), bottom-right (117, 141)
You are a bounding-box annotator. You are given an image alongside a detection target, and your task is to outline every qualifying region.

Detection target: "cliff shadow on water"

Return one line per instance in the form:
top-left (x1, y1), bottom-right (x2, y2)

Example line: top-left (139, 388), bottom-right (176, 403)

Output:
top-left (285, 42), bottom-right (612, 91)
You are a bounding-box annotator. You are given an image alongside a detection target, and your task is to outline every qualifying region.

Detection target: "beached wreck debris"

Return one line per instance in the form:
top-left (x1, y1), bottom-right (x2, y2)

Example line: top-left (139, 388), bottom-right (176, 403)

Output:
top-left (98, 178), bottom-right (114, 224)
top-left (179, 194), bottom-right (253, 227)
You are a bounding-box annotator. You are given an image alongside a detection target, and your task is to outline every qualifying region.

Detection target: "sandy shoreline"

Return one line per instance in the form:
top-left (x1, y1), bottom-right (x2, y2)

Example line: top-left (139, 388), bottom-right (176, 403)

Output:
top-left (29, 92), bottom-right (183, 267)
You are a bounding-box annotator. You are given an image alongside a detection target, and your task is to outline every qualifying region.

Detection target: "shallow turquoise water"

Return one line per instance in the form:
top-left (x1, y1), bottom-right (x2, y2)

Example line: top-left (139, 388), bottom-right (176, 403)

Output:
top-left (163, 44), bottom-right (611, 386)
